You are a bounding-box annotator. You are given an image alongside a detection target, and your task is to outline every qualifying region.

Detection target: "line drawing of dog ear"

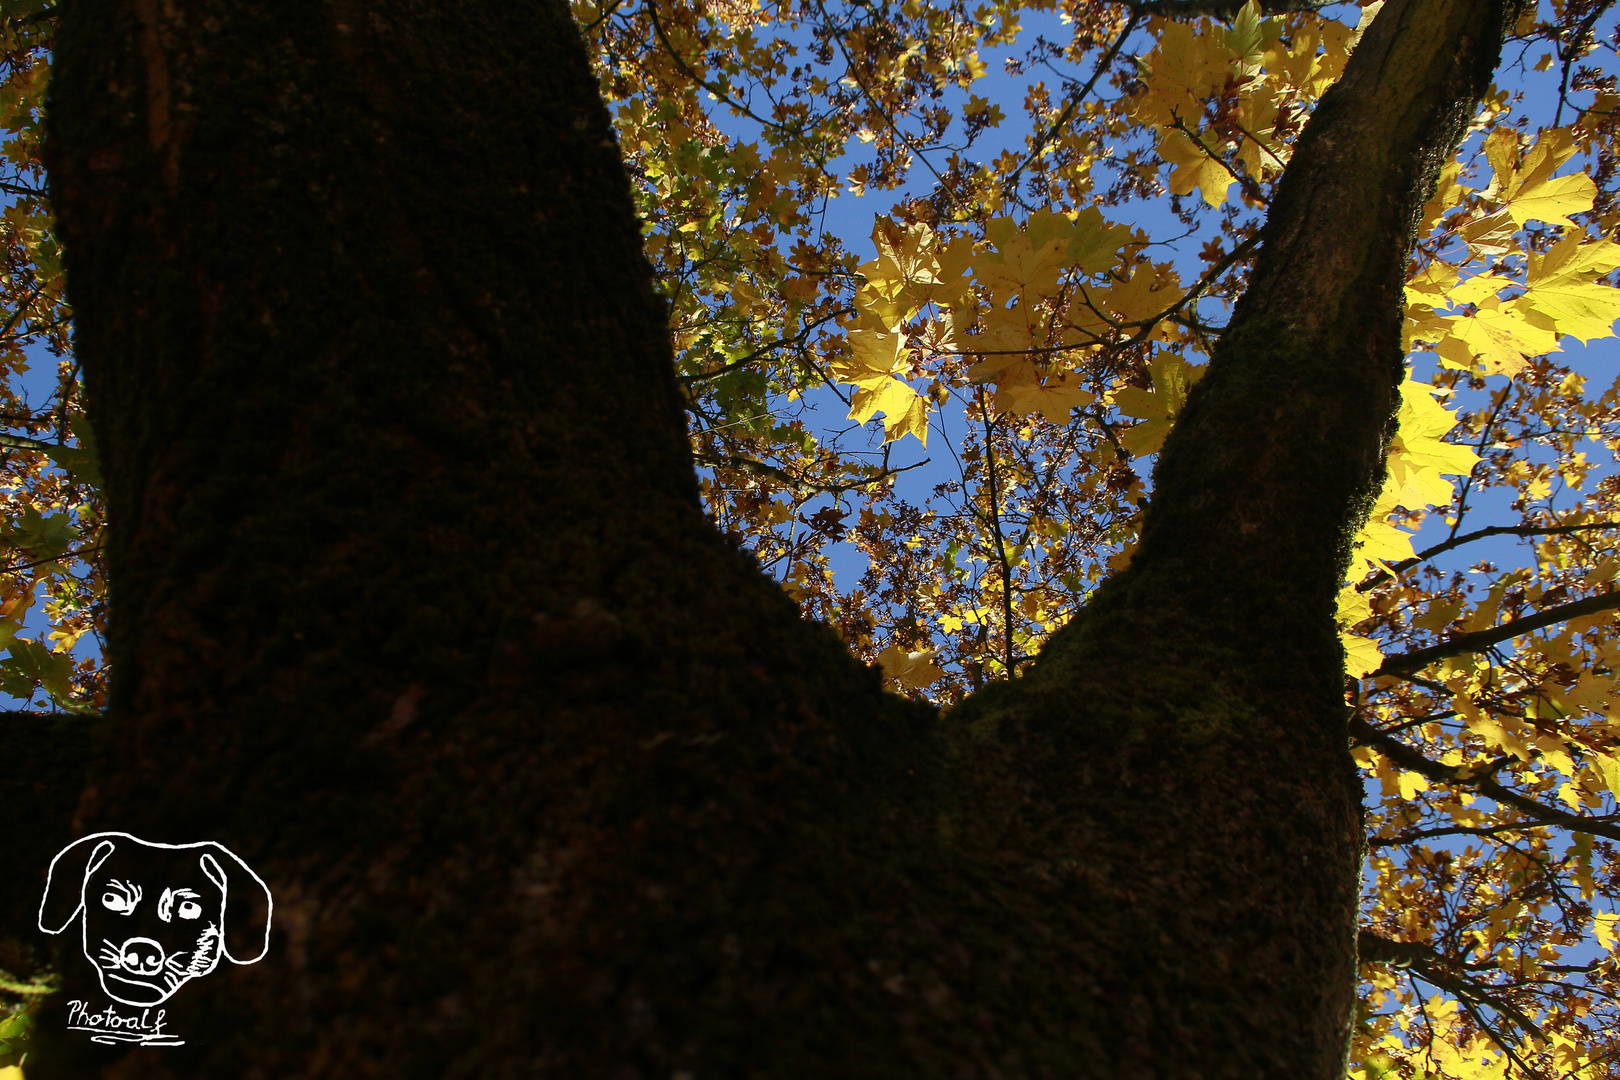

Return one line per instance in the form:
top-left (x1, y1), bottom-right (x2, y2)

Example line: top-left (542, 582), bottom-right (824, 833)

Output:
top-left (198, 845), bottom-right (273, 965)
top-left (38, 834), bottom-right (119, 935)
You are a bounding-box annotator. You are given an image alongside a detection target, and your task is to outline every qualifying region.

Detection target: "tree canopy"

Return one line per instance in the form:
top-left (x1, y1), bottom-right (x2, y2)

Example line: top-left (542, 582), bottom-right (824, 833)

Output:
top-left (2, 0), bottom-right (1620, 1075)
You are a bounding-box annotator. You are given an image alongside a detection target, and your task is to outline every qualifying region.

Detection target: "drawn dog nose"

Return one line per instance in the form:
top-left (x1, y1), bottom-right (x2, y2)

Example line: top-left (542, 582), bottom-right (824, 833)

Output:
top-left (117, 938), bottom-right (166, 976)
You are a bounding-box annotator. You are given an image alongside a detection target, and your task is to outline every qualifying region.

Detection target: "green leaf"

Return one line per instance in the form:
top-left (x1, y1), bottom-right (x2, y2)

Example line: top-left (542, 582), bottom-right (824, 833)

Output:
top-left (2, 506), bottom-right (79, 560)
top-left (45, 418), bottom-right (102, 491)
top-left (1, 638), bottom-right (92, 712)
top-left (1223, 0), bottom-right (1274, 63)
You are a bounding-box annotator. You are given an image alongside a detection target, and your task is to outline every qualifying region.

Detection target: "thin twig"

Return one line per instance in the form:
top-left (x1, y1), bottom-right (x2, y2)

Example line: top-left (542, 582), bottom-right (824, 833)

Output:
top-left (695, 452), bottom-right (928, 495)
top-left (1127, 0), bottom-right (1326, 15)
top-left (678, 308), bottom-right (852, 384)
top-left (1001, 11), bottom-right (1142, 198)
top-left (1168, 111), bottom-right (1269, 205)
top-left (0, 544), bottom-right (102, 577)
top-left (977, 386), bottom-right (1016, 673)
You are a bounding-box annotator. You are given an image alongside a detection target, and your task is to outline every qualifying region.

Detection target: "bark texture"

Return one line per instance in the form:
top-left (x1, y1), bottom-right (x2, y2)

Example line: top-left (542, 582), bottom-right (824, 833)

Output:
top-left (0, 713), bottom-right (91, 986)
top-left (27, 0), bottom-right (1509, 1075)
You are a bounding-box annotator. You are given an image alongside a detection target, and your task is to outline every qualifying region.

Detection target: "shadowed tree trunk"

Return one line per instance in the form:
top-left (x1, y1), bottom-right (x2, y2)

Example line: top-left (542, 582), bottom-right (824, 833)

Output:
top-left (22, 0), bottom-right (1512, 1074)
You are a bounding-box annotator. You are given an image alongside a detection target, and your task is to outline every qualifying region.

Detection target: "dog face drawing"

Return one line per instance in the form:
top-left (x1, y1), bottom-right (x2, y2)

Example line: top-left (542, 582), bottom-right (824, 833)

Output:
top-left (39, 833), bottom-right (273, 1007)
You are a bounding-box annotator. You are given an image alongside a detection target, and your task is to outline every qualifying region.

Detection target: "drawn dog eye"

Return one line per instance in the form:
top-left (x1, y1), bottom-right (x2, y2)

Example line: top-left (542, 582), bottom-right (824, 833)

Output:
top-left (102, 890), bottom-right (136, 914)
top-left (177, 900), bottom-right (202, 920)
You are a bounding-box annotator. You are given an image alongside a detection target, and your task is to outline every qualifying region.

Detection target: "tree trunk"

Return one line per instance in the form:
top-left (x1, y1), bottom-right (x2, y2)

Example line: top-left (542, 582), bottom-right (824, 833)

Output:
top-left (0, 714), bottom-right (90, 982)
top-left (29, 0), bottom-right (1511, 1075)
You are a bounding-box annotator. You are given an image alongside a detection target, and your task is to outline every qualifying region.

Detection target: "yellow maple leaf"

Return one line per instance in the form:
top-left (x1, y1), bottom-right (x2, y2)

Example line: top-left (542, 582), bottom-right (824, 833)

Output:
top-left (1306, 19), bottom-right (1358, 97)
top-left (1066, 206), bottom-right (1134, 276)
top-left (1078, 263), bottom-right (1185, 328)
top-left (1388, 381), bottom-right (1480, 480)
top-left (1436, 297), bottom-right (1560, 375)
top-left (1337, 583), bottom-right (1373, 627)
top-left (1506, 171), bottom-right (1594, 228)
top-left (1520, 278), bottom-right (1620, 343)
top-left (1529, 231), bottom-right (1620, 282)
top-left (940, 606), bottom-right (993, 635)
top-left (1465, 710), bottom-right (1533, 761)
top-left (1353, 516), bottom-right (1418, 564)
top-left (1403, 303), bottom-right (1451, 352)
top-left (856, 217), bottom-right (976, 326)
top-left (1446, 272), bottom-right (1517, 307)
top-left (876, 644), bottom-right (945, 689)
top-left (852, 286), bottom-right (910, 333)
top-left (1405, 260), bottom-right (1460, 307)
top-left (1341, 632), bottom-right (1385, 679)
top-left (1458, 206), bottom-right (1519, 257)
top-left (1592, 754), bottom-right (1620, 798)
top-left (934, 234), bottom-right (978, 305)
top-left (1233, 83), bottom-right (1285, 180)
top-left (1222, 0), bottom-right (1278, 75)
top-left (1413, 597), bottom-right (1465, 632)
top-left (1348, 382), bottom-right (1476, 582)
top-left (1519, 232), bottom-right (1620, 342)
top-left (970, 312), bottom-right (1038, 358)
top-left (1113, 355), bottom-right (1204, 455)
top-left (975, 217), bottom-right (1069, 303)
top-left (836, 328), bottom-right (905, 386)
top-left (1117, 415), bottom-right (1171, 457)
top-left (1337, 576), bottom-right (1385, 679)
top-left (1068, 283), bottom-right (1118, 338)
top-left (870, 216), bottom-right (936, 285)
top-left (1018, 207), bottom-right (1079, 252)
top-left (1397, 771), bottom-right (1429, 799)
top-left (1487, 126), bottom-right (1596, 228)
top-left (998, 375), bottom-right (1096, 424)
top-left (848, 377), bottom-right (930, 445)
top-left (1158, 127), bottom-right (1233, 207)
top-left (1133, 20), bottom-right (1236, 129)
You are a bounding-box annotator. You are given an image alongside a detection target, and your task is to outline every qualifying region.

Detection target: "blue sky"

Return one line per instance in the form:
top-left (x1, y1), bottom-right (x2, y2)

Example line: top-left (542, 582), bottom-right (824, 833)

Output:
top-left (687, 0), bottom-right (1620, 610)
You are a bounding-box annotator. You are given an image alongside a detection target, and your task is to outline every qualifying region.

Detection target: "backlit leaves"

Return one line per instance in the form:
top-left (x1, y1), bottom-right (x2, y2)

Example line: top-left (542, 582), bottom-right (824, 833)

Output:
top-left (575, 2), bottom-right (1620, 1065)
top-left (0, 0), bottom-right (1617, 1073)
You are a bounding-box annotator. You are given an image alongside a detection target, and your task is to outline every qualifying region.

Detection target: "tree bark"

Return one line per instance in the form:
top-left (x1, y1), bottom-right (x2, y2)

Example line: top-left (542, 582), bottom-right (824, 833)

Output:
top-left (28, 0), bottom-right (1510, 1076)
top-left (0, 713), bottom-right (91, 986)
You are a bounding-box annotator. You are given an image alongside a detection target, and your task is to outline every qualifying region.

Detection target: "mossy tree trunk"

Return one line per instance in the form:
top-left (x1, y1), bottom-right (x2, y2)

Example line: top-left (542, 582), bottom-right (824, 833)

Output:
top-left (28, 0), bottom-right (1511, 1075)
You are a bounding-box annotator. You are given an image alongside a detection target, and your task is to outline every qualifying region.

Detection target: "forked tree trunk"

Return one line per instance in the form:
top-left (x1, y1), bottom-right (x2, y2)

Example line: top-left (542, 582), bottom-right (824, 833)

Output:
top-left (28, 0), bottom-right (1510, 1075)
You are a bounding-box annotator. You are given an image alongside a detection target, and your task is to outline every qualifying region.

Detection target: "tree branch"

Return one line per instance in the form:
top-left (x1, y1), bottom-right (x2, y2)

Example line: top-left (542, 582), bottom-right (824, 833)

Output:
top-left (1168, 111), bottom-right (1269, 205)
top-left (1366, 821), bottom-right (1545, 848)
top-left (1357, 520), bottom-right (1620, 591)
top-left (677, 308), bottom-right (851, 385)
top-left (1349, 715), bottom-right (1620, 842)
top-left (0, 181), bottom-right (45, 200)
top-left (1358, 930), bottom-right (1545, 1041)
top-left (1001, 11), bottom-right (1142, 197)
top-left (977, 386), bottom-right (1016, 673)
top-left (1127, 0), bottom-right (1327, 16)
top-left (1374, 590), bottom-right (1620, 676)
top-left (0, 431), bottom-right (64, 455)
top-left (696, 451), bottom-right (928, 494)
top-left (0, 282), bottom-right (45, 347)
top-left (644, 0), bottom-right (793, 137)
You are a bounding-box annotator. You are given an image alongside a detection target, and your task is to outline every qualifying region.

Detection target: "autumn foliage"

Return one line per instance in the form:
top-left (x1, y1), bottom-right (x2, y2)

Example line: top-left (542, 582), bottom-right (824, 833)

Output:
top-left (3, 0), bottom-right (1620, 1074)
